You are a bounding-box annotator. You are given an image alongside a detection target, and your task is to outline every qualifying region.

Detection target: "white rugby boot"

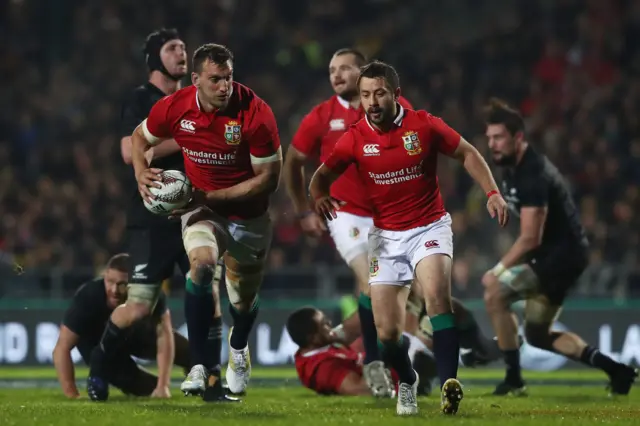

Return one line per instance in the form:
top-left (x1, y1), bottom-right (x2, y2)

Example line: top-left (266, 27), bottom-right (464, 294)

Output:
top-left (363, 361), bottom-right (395, 398)
top-left (181, 364), bottom-right (208, 396)
top-left (396, 369), bottom-right (419, 416)
top-left (225, 327), bottom-right (252, 394)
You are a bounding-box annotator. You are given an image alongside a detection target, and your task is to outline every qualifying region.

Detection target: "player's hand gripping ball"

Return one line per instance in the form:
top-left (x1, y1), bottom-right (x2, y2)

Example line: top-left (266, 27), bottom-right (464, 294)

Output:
top-left (143, 170), bottom-right (193, 215)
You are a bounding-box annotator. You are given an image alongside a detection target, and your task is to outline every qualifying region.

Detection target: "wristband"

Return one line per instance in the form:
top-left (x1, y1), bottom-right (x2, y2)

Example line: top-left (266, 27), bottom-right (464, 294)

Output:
top-left (487, 190), bottom-right (499, 198)
top-left (492, 262), bottom-right (507, 278)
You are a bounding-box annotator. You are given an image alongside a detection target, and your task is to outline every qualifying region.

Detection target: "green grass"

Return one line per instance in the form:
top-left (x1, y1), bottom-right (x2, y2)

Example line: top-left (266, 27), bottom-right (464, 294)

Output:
top-left (0, 368), bottom-right (637, 425)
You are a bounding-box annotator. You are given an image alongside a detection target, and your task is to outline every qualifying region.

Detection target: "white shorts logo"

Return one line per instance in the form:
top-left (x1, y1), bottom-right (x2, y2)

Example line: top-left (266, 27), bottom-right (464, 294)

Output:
top-left (180, 119), bottom-right (196, 133)
top-left (363, 144), bottom-right (380, 156)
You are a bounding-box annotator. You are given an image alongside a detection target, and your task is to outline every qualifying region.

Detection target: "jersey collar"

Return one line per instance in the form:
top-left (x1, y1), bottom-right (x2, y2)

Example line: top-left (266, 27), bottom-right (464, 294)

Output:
top-left (364, 102), bottom-right (405, 132)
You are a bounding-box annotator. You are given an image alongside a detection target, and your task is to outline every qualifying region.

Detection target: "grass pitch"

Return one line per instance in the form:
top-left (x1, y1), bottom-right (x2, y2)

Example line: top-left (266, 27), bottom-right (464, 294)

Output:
top-left (0, 367), bottom-right (637, 425)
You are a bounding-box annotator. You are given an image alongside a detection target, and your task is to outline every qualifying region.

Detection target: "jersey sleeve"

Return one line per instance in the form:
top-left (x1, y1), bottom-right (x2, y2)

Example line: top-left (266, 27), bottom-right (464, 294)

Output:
top-left (290, 110), bottom-right (323, 157)
top-left (323, 131), bottom-right (356, 175)
top-left (141, 95), bottom-right (173, 145)
top-left (62, 287), bottom-right (95, 336)
top-left (120, 93), bottom-right (145, 138)
top-left (423, 112), bottom-right (461, 155)
top-left (518, 174), bottom-right (549, 207)
top-left (311, 358), bottom-right (361, 394)
top-left (245, 99), bottom-right (282, 165)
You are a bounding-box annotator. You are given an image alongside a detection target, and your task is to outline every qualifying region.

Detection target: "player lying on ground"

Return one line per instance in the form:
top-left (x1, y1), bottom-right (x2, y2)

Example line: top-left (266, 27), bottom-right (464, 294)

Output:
top-left (310, 61), bottom-right (509, 416)
top-left (284, 48), bottom-right (413, 397)
top-left (288, 306), bottom-right (438, 396)
top-left (133, 43), bottom-right (282, 399)
top-left (53, 254), bottom-right (190, 399)
top-left (335, 294), bottom-right (506, 370)
top-left (481, 99), bottom-right (638, 396)
top-left (88, 29), bottom-right (192, 402)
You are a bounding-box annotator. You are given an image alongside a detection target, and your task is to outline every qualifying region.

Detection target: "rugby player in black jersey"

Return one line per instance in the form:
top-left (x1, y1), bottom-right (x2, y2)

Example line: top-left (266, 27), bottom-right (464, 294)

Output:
top-left (481, 98), bottom-right (638, 396)
top-left (88, 29), bottom-right (226, 402)
top-left (53, 254), bottom-right (190, 399)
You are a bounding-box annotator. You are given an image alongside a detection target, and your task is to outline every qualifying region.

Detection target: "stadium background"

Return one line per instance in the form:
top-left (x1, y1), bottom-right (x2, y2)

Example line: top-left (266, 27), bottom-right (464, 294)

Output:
top-left (1, 0), bottom-right (639, 372)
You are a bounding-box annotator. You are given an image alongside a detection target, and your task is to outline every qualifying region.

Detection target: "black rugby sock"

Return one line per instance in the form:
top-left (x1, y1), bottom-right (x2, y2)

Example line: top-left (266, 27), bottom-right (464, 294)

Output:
top-left (380, 336), bottom-right (416, 385)
top-left (205, 317), bottom-right (223, 376)
top-left (431, 313), bottom-right (460, 387)
top-left (358, 293), bottom-right (380, 364)
top-left (503, 349), bottom-right (523, 384)
top-left (91, 319), bottom-right (128, 377)
top-left (580, 346), bottom-right (621, 376)
top-left (229, 298), bottom-right (259, 350)
top-left (185, 275), bottom-right (215, 367)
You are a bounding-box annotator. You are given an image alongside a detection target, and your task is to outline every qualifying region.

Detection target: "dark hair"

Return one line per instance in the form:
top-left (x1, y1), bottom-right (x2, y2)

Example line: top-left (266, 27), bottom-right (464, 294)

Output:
top-left (357, 60), bottom-right (400, 91)
top-left (484, 97), bottom-right (525, 136)
top-left (106, 253), bottom-right (130, 273)
top-left (192, 43), bottom-right (234, 73)
top-left (333, 48), bottom-right (367, 67)
top-left (286, 306), bottom-right (320, 347)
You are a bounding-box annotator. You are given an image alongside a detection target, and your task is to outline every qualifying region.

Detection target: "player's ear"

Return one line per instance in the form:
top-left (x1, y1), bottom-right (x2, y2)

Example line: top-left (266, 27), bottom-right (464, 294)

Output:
top-left (514, 130), bottom-right (525, 143)
top-left (394, 87), bottom-right (401, 100)
top-left (191, 72), bottom-right (200, 88)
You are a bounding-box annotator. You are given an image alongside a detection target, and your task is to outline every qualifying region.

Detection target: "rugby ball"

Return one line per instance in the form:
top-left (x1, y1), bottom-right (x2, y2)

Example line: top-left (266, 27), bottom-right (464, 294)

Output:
top-left (143, 170), bottom-right (192, 215)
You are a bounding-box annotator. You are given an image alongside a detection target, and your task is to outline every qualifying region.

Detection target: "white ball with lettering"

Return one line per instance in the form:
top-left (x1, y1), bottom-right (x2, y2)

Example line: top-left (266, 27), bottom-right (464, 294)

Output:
top-left (143, 170), bottom-right (192, 215)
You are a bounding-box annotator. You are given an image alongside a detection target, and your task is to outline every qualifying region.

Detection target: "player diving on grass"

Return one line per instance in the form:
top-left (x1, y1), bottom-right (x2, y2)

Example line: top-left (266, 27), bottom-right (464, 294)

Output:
top-left (133, 43), bottom-right (281, 400)
top-left (309, 61), bottom-right (509, 415)
top-left (481, 98), bottom-right (638, 396)
top-left (284, 48), bottom-right (413, 397)
top-left (288, 298), bottom-right (505, 397)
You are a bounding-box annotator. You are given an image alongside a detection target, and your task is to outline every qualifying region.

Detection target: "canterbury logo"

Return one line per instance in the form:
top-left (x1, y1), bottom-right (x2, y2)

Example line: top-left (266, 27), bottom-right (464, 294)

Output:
top-left (180, 119), bottom-right (196, 133)
top-left (363, 144), bottom-right (380, 156)
top-left (424, 240), bottom-right (439, 249)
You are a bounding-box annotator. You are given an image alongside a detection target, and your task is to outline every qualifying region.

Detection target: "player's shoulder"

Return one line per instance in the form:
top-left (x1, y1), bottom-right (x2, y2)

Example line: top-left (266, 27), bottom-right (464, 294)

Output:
top-left (72, 278), bottom-right (105, 304)
top-left (230, 81), bottom-right (263, 111)
top-left (167, 85), bottom-right (198, 106)
top-left (519, 146), bottom-right (546, 175)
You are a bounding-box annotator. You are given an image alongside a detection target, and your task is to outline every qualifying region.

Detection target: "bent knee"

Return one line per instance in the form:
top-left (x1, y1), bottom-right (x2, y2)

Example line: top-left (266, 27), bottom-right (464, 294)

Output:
top-left (483, 283), bottom-right (508, 311)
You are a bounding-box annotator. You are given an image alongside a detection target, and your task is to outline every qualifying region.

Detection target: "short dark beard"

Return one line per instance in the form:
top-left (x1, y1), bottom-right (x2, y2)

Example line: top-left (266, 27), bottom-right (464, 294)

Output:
top-left (493, 153), bottom-right (518, 167)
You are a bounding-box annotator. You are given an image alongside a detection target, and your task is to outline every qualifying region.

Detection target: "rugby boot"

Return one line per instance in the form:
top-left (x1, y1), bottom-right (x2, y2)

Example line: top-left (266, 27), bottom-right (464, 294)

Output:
top-left (396, 369), bottom-right (419, 416)
top-left (226, 327), bottom-right (252, 394)
top-left (441, 378), bottom-right (464, 415)
top-left (607, 365), bottom-right (638, 396)
top-left (492, 379), bottom-right (528, 396)
top-left (363, 360), bottom-right (395, 398)
top-left (181, 364), bottom-right (208, 396)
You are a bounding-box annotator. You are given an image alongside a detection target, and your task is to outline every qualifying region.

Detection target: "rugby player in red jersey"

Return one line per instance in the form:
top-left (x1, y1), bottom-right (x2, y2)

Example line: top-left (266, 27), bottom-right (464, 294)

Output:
top-left (310, 61), bottom-right (508, 415)
top-left (287, 306), bottom-right (437, 396)
top-left (132, 44), bottom-right (282, 400)
top-left (284, 48), bottom-right (413, 397)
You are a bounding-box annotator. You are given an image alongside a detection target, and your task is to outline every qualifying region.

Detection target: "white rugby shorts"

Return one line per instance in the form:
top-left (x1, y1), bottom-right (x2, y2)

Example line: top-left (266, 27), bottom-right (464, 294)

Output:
top-left (326, 211), bottom-right (373, 264)
top-left (368, 213), bottom-right (453, 286)
top-left (181, 207), bottom-right (272, 264)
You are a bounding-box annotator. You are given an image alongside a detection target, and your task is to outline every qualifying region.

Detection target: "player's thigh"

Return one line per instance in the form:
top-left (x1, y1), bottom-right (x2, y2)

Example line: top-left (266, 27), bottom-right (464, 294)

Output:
top-left (110, 357), bottom-right (157, 397)
top-left (223, 214), bottom-right (272, 303)
top-left (126, 227), bottom-right (174, 308)
top-left (327, 212), bottom-right (371, 270)
top-left (410, 214), bottom-right (454, 314)
top-left (528, 243), bottom-right (588, 306)
top-left (368, 226), bottom-right (414, 286)
top-left (370, 283), bottom-right (411, 341)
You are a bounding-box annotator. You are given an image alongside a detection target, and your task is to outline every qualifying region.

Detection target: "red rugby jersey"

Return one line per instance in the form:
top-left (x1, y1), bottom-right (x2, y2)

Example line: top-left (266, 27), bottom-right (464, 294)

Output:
top-left (291, 96), bottom-right (413, 217)
top-left (323, 105), bottom-right (460, 231)
top-left (143, 83), bottom-right (281, 220)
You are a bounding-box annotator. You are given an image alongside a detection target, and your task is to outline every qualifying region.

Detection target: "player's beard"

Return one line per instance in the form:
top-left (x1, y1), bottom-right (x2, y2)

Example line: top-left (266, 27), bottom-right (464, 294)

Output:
top-left (492, 151), bottom-right (518, 166)
top-left (367, 105), bottom-right (389, 125)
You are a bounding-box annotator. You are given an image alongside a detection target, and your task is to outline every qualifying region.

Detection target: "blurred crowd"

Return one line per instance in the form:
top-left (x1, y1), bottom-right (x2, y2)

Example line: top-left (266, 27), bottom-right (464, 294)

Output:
top-left (1, 0), bottom-right (639, 297)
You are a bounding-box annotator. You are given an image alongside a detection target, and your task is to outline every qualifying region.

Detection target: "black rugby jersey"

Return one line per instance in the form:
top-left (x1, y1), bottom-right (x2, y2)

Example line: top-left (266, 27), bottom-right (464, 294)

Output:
top-left (500, 146), bottom-right (588, 249)
top-left (120, 82), bottom-right (185, 227)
